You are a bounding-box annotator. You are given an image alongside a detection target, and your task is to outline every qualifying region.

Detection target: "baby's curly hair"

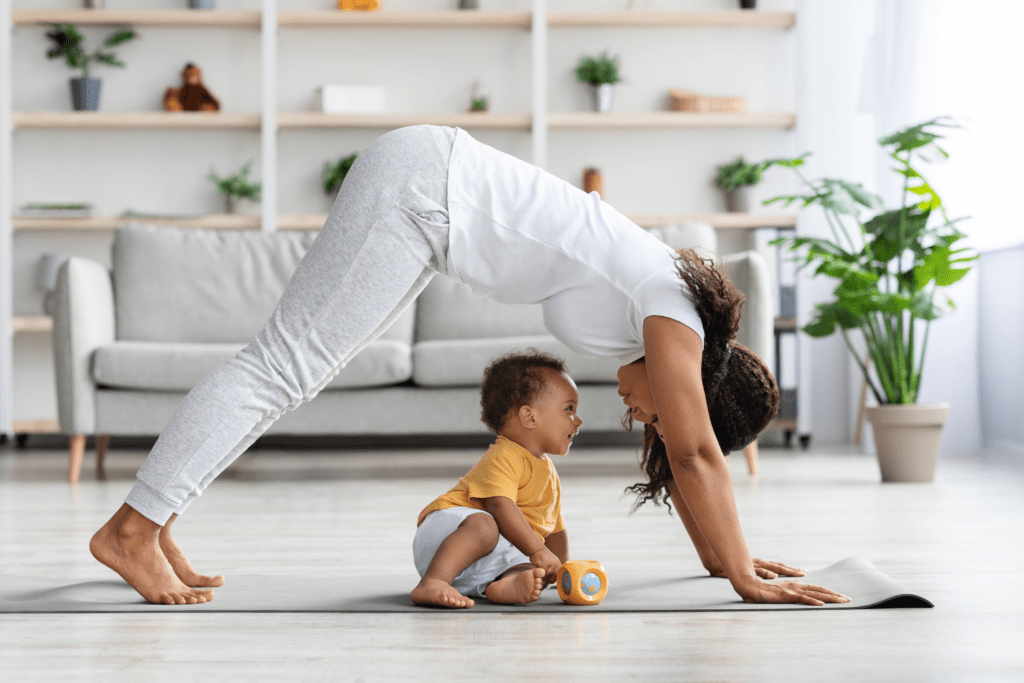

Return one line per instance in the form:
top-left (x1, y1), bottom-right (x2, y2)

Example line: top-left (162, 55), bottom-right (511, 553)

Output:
top-left (480, 350), bottom-right (569, 434)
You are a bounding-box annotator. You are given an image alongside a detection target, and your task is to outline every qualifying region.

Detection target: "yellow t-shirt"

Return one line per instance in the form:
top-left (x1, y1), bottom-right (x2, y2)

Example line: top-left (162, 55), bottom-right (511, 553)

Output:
top-left (417, 436), bottom-right (565, 540)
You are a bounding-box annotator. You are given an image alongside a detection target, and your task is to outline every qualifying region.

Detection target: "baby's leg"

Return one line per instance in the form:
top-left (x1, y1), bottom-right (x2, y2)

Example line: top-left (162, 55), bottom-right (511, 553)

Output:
top-left (411, 512), bottom-right (499, 609)
top-left (484, 564), bottom-right (545, 605)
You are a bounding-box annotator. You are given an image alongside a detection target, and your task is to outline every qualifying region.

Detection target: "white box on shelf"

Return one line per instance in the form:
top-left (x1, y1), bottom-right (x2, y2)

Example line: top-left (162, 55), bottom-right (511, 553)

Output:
top-left (316, 85), bottom-right (385, 114)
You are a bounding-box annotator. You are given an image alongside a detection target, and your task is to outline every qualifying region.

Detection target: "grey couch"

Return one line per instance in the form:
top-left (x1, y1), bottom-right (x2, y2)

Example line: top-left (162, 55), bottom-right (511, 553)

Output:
top-left (53, 222), bottom-right (773, 482)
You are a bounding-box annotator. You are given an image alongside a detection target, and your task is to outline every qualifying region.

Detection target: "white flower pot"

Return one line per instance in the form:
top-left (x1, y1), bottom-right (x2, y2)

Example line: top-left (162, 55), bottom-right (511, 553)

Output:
top-left (865, 403), bottom-right (949, 483)
top-left (590, 83), bottom-right (615, 113)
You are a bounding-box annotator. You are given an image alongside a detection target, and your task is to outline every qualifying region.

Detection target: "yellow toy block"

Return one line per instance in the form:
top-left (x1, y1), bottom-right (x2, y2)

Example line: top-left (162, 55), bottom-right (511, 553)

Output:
top-left (339, 0), bottom-right (380, 11)
top-left (556, 560), bottom-right (609, 605)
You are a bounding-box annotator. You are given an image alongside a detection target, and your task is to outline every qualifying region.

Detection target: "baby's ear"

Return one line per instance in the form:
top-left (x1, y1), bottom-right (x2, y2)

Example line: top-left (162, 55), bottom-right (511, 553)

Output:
top-left (517, 404), bottom-right (538, 429)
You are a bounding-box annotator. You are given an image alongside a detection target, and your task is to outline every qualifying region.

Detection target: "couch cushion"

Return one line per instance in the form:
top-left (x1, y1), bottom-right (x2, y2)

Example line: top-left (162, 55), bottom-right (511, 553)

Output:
top-left (92, 339), bottom-right (412, 391)
top-left (412, 336), bottom-right (621, 387)
top-left (415, 276), bottom-right (548, 342)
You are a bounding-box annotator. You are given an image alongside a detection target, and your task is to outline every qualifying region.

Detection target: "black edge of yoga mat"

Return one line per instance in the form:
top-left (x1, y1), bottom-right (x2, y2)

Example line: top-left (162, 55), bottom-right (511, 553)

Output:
top-left (0, 557), bottom-right (933, 613)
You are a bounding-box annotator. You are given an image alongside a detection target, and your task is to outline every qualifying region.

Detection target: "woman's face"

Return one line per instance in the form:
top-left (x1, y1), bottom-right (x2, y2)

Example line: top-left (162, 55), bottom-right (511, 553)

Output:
top-left (616, 360), bottom-right (664, 438)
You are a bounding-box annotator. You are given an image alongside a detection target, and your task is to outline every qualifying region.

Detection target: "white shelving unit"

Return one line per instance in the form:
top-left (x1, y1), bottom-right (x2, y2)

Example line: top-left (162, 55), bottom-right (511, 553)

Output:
top-left (0, 1), bottom-right (798, 437)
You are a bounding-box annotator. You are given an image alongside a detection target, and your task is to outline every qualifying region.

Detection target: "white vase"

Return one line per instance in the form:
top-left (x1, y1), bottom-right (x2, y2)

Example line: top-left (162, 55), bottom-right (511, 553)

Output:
top-left (590, 83), bottom-right (614, 113)
top-left (865, 403), bottom-right (949, 483)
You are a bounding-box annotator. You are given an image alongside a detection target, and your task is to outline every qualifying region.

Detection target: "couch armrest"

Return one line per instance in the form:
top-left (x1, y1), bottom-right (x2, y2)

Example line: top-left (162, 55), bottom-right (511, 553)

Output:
top-left (722, 250), bottom-right (774, 367)
top-left (52, 257), bottom-right (115, 435)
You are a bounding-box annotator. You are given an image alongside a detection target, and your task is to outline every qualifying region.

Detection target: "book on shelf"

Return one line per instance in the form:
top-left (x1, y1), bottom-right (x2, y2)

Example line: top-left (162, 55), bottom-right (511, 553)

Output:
top-left (121, 210), bottom-right (207, 221)
top-left (17, 202), bottom-right (93, 218)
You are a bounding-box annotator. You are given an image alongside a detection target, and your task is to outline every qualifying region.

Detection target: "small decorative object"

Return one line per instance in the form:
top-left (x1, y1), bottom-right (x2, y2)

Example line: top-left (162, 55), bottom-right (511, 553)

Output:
top-left (469, 79), bottom-right (489, 112)
top-left (45, 23), bottom-right (138, 111)
top-left (316, 85), bottom-right (385, 114)
top-left (769, 118), bottom-right (976, 483)
top-left (163, 63), bottom-right (220, 112)
top-left (189, 0), bottom-right (215, 9)
top-left (557, 561), bottom-right (609, 606)
top-left (18, 202), bottom-right (92, 218)
top-left (323, 153), bottom-right (358, 195)
top-left (583, 167), bottom-right (603, 198)
top-left (339, 0), bottom-right (381, 11)
top-left (84, 0), bottom-right (105, 8)
top-left (209, 161), bottom-right (261, 214)
top-left (714, 155), bottom-right (802, 212)
top-left (575, 51), bottom-right (622, 114)
top-left (459, 0), bottom-right (479, 8)
top-left (669, 89), bottom-right (746, 114)
top-left (739, 0), bottom-right (757, 8)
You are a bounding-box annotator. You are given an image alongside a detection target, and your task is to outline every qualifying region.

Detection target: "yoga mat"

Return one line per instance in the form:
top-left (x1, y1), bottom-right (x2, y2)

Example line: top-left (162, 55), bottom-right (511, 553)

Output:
top-left (0, 558), bottom-right (931, 613)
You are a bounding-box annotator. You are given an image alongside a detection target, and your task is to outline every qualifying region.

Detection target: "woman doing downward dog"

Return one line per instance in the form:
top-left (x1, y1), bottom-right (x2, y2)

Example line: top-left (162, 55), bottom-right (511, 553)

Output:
top-left (90, 125), bottom-right (847, 607)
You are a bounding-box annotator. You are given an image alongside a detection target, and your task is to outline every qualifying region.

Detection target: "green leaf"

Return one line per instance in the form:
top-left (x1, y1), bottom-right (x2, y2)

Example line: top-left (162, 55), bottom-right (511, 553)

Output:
top-left (104, 29), bottom-right (137, 47)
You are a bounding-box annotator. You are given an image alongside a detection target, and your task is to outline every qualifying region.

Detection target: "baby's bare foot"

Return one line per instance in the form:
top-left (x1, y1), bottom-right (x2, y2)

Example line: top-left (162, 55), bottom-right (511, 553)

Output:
top-left (159, 526), bottom-right (224, 588)
top-left (90, 504), bottom-right (214, 606)
top-left (411, 577), bottom-right (475, 609)
top-left (485, 567), bottom-right (545, 605)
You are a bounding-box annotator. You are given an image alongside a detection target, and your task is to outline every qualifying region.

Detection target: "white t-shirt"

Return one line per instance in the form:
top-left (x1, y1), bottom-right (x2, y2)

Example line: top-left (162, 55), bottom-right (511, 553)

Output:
top-left (445, 128), bottom-right (704, 365)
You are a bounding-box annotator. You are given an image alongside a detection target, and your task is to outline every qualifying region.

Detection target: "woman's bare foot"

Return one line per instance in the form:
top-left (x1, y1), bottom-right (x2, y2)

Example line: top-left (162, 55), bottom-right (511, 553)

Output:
top-left (485, 567), bottom-right (545, 605)
top-left (411, 577), bottom-right (475, 609)
top-left (160, 514), bottom-right (224, 588)
top-left (90, 504), bottom-right (214, 605)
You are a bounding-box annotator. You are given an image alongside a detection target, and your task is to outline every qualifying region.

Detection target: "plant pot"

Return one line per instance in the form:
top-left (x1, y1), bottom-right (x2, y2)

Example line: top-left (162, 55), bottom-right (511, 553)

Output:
top-left (224, 195), bottom-right (237, 214)
top-left (189, 0), bottom-right (215, 9)
top-left (70, 77), bottom-right (101, 111)
top-left (739, 0), bottom-right (757, 8)
top-left (590, 83), bottom-right (614, 114)
top-left (865, 403), bottom-right (949, 483)
top-left (724, 186), bottom-right (751, 212)
top-left (459, 0), bottom-right (479, 8)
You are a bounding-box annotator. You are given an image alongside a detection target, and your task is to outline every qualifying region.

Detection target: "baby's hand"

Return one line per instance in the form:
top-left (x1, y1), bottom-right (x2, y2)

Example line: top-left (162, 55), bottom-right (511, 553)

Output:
top-left (529, 547), bottom-right (562, 584)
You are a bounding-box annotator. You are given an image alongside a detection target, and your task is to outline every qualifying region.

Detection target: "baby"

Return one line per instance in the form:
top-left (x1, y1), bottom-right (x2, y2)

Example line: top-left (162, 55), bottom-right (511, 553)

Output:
top-left (410, 350), bottom-right (582, 608)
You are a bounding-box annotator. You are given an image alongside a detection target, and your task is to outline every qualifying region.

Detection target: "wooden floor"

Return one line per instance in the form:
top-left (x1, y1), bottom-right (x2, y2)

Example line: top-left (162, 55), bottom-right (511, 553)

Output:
top-left (2, 440), bottom-right (1023, 682)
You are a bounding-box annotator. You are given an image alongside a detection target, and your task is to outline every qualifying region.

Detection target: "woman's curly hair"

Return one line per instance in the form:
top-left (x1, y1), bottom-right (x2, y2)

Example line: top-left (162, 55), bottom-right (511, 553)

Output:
top-left (625, 248), bottom-right (779, 512)
top-left (480, 350), bottom-right (568, 434)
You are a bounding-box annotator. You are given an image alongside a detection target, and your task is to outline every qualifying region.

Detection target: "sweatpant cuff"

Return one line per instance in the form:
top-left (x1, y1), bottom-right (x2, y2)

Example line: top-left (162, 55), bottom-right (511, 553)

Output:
top-left (124, 481), bottom-right (181, 525)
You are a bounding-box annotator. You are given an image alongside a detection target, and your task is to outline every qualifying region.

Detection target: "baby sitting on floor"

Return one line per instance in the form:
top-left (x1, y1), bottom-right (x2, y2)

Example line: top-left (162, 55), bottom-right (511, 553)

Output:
top-left (410, 351), bottom-right (582, 609)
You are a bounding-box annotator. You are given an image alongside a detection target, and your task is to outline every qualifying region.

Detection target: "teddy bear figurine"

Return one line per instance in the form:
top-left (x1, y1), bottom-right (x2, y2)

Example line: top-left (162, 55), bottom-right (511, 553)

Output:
top-left (163, 63), bottom-right (220, 112)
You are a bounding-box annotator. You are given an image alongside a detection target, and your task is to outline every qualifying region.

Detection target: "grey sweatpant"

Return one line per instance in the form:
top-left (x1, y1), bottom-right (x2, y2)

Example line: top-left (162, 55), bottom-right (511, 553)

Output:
top-left (125, 125), bottom-right (457, 525)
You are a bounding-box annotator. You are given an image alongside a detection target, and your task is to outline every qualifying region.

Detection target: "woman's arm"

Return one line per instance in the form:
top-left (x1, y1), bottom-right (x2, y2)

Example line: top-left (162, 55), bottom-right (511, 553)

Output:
top-left (544, 529), bottom-right (569, 565)
top-left (480, 496), bottom-right (562, 582)
top-left (644, 316), bottom-right (846, 605)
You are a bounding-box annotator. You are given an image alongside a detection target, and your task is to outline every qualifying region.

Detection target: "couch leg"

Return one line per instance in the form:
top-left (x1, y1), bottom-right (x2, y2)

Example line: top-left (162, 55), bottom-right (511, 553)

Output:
top-left (95, 435), bottom-right (110, 477)
top-left (744, 440), bottom-right (759, 476)
top-left (68, 435), bottom-right (86, 483)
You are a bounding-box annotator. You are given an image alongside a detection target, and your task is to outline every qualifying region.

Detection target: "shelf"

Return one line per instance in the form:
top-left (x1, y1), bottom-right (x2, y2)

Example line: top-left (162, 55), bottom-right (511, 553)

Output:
top-left (633, 213), bottom-right (796, 229)
top-left (12, 316), bottom-right (52, 333)
top-left (547, 10), bottom-right (795, 29)
top-left (278, 11), bottom-right (532, 29)
top-left (11, 9), bottom-right (794, 31)
top-left (277, 112), bottom-right (532, 130)
top-left (13, 212), bottom-right (794, 232)
top-left (774, 316), bottom-right (798, 332)
top-left (547, 112), bottom-right (796, 129)
top-left (12, 9), bottom-right (262, 28)
top-left (10, 419), bottom-right (60, 434)
top-left (12, 111), bottom-right (261, 129)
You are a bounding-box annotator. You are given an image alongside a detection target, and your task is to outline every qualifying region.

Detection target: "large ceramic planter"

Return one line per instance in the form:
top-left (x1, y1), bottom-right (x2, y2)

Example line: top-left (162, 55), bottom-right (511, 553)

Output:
top-left (865, 403), bottom-right (949, 483)
top-left (70, 77), bottom-right (101, 111)
top-left (590, 83), bottom-right (615, 113)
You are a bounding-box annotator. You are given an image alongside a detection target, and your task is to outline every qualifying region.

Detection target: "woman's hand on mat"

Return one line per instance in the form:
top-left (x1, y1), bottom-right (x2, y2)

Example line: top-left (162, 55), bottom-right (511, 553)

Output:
top-left (751, 558), bottom-right (807, 580)
top-left (529, 547), bottom-right (563, 584)
top-left (735, 577), bottom-right (850, 606)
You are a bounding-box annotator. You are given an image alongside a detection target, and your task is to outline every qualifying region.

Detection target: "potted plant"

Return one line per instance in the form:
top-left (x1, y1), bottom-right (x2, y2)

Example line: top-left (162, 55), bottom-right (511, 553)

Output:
top-left (45, 24), bottom-right (137, 111)
top-left (715, 155), bottom-right (805, 212)
top-left (209, 161), bottom-right (262, 213)
top-left (575, 51), bottom-right (622, 114)
top-left (768, 118), bottom-right (977, 482)
top-left (323, 153), bottom-right (358, 196)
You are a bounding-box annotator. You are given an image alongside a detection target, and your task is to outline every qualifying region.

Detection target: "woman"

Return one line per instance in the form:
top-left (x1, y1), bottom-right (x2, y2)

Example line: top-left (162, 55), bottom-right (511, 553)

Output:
top-left (91, 125), bottom-right (847, 607)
